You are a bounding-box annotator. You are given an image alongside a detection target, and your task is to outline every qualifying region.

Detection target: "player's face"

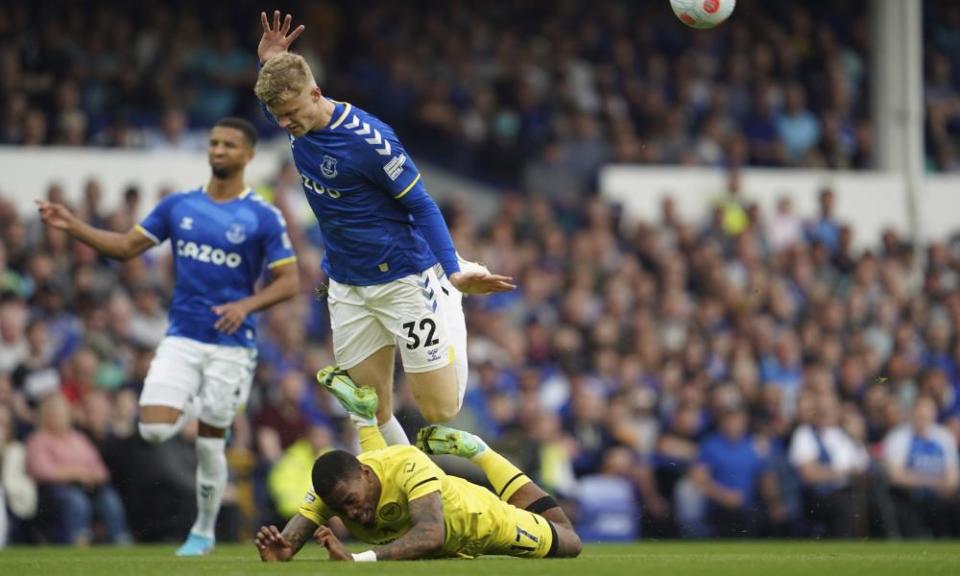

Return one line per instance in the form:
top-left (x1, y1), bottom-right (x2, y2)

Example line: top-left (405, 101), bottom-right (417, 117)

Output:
top-left (326, 471), bottom-right (378, 528)
top-left (207, 127), bottom-right (253, 179)
top-left (269, 86), bottom-right (320, 137)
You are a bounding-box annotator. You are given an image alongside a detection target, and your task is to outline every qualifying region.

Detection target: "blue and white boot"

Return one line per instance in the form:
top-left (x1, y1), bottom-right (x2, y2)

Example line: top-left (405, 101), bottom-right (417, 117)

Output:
top-left (175, 532), bottom-right (215, 556)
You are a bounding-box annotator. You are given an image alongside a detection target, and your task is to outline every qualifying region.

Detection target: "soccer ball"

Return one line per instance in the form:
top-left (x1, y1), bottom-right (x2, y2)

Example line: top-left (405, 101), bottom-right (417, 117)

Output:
top-left (670, 0), bottom-right (736, 29)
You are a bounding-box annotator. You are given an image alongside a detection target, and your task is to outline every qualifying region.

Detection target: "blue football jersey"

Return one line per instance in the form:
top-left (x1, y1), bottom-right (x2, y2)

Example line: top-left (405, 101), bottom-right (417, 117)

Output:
top-left (136, 187), bottom-right (296, 347)
top-left (266, 99), bottom-right (459, 286)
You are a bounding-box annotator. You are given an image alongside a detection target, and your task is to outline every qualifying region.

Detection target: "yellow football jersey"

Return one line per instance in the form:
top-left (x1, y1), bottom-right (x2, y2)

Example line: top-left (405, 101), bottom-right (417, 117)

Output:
top-left (298, 445), bottom-right (553, 558)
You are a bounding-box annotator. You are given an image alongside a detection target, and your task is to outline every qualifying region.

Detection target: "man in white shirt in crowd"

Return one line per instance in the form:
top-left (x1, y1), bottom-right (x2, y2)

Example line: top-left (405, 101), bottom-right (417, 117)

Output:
top-left (883, 394), bottom-right (960, 537)
top-left (789, 391), bottom-right (869, 537)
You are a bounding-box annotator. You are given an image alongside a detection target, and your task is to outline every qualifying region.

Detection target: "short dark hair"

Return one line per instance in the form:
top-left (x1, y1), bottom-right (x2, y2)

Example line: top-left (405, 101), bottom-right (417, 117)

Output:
top-left (213, 117), bottom-right (258, 148)
top-left (312, 450), bottom-right (362, 498)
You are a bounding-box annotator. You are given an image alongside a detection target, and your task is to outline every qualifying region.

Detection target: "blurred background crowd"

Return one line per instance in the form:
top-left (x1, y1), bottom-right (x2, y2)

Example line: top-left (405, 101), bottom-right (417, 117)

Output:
top-left (3, 168), bottom-right (960, 544)
top-left (2, 0), bottom-right (960, 548)
top-left (2, 0), bottom-right (960, 187)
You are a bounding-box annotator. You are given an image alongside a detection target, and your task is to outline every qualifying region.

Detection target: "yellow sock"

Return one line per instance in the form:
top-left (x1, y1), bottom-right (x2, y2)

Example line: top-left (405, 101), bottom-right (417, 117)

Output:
top-left (358, 425), bottom-right (387, 452)
top-left (473, 449), bottom-right (531, 502)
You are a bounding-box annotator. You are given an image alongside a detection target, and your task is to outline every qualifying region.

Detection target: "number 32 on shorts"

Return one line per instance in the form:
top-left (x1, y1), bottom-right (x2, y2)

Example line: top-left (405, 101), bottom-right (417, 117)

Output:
top-left (402, 318), bottom-right (439, 350)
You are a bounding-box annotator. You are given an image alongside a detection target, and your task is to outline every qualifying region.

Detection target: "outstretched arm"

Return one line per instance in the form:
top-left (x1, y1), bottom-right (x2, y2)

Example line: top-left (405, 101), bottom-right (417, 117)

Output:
top-left (36, 200), bottom-right (154, 260)
top-left (395, 180), bottom-right (515, 294)
top-left (255, 514), bottom-right (318, 562)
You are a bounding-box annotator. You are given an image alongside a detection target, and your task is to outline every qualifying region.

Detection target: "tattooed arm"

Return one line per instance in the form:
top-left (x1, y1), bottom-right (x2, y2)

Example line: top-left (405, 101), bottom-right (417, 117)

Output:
top-left (255, 514), bottom-right (318, 562)
top-left (373, 492), bottom-right (445, 560)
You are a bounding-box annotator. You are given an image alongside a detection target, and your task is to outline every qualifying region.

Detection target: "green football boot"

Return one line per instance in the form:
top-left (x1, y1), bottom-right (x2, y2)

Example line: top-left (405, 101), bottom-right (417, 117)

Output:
top-left (316, 365), bottom-right (378, 422)
top-left (416, 424), bottom-right (487, 459)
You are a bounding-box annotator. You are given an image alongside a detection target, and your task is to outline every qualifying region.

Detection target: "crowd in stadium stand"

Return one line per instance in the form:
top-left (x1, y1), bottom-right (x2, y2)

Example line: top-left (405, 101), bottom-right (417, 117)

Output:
top-left (2, 0), bottom-right (958, 180)
top-left (3, 166), bottom-right (960, 545)
top-left (3, 0), bottom-right (960, 548)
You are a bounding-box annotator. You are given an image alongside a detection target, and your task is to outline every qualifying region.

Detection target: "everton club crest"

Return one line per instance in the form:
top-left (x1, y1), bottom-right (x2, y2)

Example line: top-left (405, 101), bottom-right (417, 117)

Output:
top-left (320, 155), bottom-right (339, 179)
top-left (225, 223), bottom-right (247, 244)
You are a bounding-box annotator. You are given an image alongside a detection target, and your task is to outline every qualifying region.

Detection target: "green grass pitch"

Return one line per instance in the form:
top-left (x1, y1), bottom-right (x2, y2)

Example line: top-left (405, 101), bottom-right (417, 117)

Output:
top-left (2, 541), bottom-right (960, 575)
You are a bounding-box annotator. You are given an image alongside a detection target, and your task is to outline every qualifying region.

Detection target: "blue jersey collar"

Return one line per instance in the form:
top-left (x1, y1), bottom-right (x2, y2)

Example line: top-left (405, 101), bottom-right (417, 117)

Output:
top-left (201, 185), bottom-right (253, 202)
top-left (325, 100), bottom-right (352, 131)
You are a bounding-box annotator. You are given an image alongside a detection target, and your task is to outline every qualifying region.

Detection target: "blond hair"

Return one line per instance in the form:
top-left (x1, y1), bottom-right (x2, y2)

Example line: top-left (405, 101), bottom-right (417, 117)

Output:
top-left (254, 52), bottom-right (314, 107)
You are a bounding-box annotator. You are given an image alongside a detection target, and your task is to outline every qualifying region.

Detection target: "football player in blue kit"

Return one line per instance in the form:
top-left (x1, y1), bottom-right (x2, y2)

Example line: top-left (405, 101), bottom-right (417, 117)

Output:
top-left (36, 117), bottom-right (300, 556)
top-left (254, 11), bottom-right (516, 445)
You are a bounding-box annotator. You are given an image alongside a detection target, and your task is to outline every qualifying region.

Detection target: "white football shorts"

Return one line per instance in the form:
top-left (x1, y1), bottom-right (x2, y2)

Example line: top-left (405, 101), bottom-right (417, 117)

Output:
top-left (328, 264), bottom-right (468, 405)
top-left (139, 336), bottom-right (257, 428)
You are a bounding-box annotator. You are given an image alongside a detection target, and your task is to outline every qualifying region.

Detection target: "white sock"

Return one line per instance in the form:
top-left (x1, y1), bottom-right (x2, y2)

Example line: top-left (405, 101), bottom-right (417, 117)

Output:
top-left (191, 436), bottom-right (227, 539)
top-left (379, 416), bottom-right (409, 446)
top-left (349, 412), bottom-right (377, 429)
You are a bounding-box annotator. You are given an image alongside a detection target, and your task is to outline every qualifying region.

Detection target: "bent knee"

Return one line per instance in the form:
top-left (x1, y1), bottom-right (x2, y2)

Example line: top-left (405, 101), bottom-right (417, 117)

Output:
top-left (419, 401), bottom-right (460, 423)
top-left (555, 528), bottom-right (583, 558)
top-left (138, 421), bottom-right (179, 444)
top-left (567, 535), bottom-right (583, 558)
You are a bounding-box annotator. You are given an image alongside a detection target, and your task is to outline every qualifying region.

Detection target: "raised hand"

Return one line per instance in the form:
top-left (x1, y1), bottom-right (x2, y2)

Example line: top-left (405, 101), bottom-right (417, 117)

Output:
top-left (35, 200), bottom-right (75, 231)
top-left (258, 10), bottom-right (305, 62)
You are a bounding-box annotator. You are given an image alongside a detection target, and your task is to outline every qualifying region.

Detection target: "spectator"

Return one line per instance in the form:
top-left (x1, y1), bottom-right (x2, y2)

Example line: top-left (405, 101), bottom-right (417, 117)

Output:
top-left (767, 196), bottom-right (804, 254)
top-left (127, 284), bottom-right (168, 349)
top-left (776, 84), bottom-right (821, 164)
top-left (10, 318), bottom-right (61, 415)
top-left (0, 296), bottom-right (28, 376)
top-left (806, 187), bottom-right (842, 255)
top-left (145, 108), bottom-right (204, 152)
top-left (0, 0), bottom-right (880, 175)
top-left (883, 395), bottom-right (960, 537)
top-left (789, 392), bottom-right (869, 537)
top-left (640, 402), bottom-right (703, 538)
top-left (716, 170), bottom-right (749, 237)
top-left (25, 394), bottom-right (130, 545)
top-left (59, 347), bottom-right (100, 406)
top-left (253, 370), bottom-right (310, 456)
top-left (0, 0), bottom-right (956, 539)
top-left (691, 404), bottom-right (787, 537)
top-left (1, 404), bottom-right (37, 546)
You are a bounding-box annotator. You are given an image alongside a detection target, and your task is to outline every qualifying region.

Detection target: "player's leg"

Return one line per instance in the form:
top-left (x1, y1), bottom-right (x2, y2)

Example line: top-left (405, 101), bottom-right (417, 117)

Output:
top-left (316, 365), bottom-right (386, 452)
top-left (417, 424), bottom-right (581, 556)
top-left (417, 424), bottom-right (528, 499)
top-left (326, 279), bottom-right (408, 444)
top-left (175, 343), bottom-right (256, 556)
top-left (138, 337), bottom-right (204, 442)
top-left (345, 346), bottom-right (408, 445)
top-left (503, 478), bottom-right (581, 556)
top-left (546, 520), bottom-right (582, 557)
top-left (405, 365), bottom-right (461, 422)
top-left (387, 267), bottom-right (464, 423)
top-left (318, 346), bottom-right (408, 445)
top-left (438, 265), bottom-right (469, 406)
top-left (416, 424), bottom-right (572, 527)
